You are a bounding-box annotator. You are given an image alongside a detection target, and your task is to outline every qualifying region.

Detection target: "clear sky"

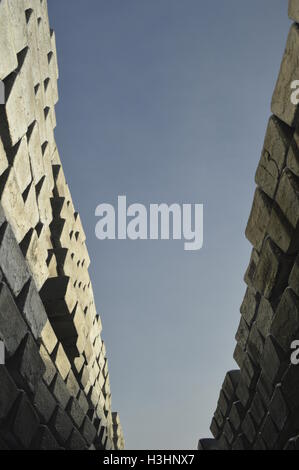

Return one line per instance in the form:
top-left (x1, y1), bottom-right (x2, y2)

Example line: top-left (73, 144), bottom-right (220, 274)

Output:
top-left (48, 0), bottom-right (289, 450)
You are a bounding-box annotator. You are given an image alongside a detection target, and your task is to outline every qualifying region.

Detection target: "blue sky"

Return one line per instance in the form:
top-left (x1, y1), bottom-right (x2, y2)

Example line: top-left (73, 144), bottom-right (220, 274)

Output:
top-left (48, 0), bottom-right (289, 449)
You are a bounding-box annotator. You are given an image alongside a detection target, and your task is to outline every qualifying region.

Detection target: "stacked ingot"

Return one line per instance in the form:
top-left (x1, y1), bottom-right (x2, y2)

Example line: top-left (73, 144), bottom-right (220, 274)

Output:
top-left (0, 0), bottom-right (123, 450)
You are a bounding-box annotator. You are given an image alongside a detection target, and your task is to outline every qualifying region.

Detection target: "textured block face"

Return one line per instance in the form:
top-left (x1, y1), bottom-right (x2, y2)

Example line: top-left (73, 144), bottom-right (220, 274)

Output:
top-left (245, 189), bottom-right (272, 251)
top-left (0, 283), bottom-right (27, 356)
top-left (33, 381), bottom-right (57, 423)
top-left (0, 368), bottom-right (19, 421)
top-left (0, 138), bottom-right (8, 177)
top-left (7, 0), bottom-right (28, 53)
top-left (289, 0), bottom-right (299, 22)
top-left (17, 280), bottom-right (48, 340)
top-left (272, 24), bottom-right (299, 128)
top-left (9, 333), bottom-right (46, 394)
top-left (0, 222), bottom-right (30, 296)
top-left (50, 407), bottom-right (73, 446)
top-left (11, 394), bottom-right (40, 448)
top-left (275, 169), bottom-right (299, 228)
top-left (31, 425), bottom-right (60, 450)
top-left (255, 116), bottom-right (293, 198)
top-left (270, 288), bottom-right (299, 352)
top-left (0, 0), bottom-right (17, 80)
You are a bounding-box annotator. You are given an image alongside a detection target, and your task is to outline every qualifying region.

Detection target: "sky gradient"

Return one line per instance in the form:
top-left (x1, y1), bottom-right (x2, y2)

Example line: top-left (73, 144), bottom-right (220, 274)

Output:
top-left (48, 0), bottom-right (289, 450)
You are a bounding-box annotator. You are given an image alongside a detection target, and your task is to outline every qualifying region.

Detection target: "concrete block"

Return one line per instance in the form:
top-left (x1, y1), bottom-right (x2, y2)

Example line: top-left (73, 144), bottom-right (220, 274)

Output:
top-left (198, 438), bottom-right (220, 450)
top-left (261, 335), bottom-right (288, 383)
top-left (18, 47), bottom-right (36, 128)
top-left (47, 251), bottom-right (58, 277)
top-left (53, 343), bottom-right (71, 380)
top-left (33, 83), bottom-right (47, 144)
top-left (8, 333), bottom-right (45, 394)
top-left (81, 416), bottom-right (97, 446)
top-left (252, 237), bottom-right (292, 299)
top-left (275, 168), bottom-right (299, 228)
top-left (281, 365), bottom-right (299, 411)
top-left (67, 398), bottom-right (85, 429)
top-left (289, 254), bottom-right (299, 298)
top-left (245, 189), bottom-right (272, 251)
top-left (25, 8), bottom-right (42, 87)
top-left (0, 282), bottom-right (27, 356)
top-left (36, 15), bottom-right (50, 83)
top-left (256, 371), bottom-right (274, 408)
top-left (236, 376), bottom-right (254, 409)
top-left (218, 434), bottom-right (230, 450)
top-left (40, 276), bottom-right (77, 318)
top-left (0, 168), bottom-right (31, 243)
top-left (241, 412), bottom-right (256, 444)
top-left (228, 401), bottom-right (245, 432)
top-left (217, 389), bottom-right (230, 417)
top-left (255, 296), bottom-right (275, 339)
top-left (0, 366), bottom-right (19, 421)
top-left (50, 406), bottom-right (73, 446)
top-left (250, 392), bottom-right (266, 427)
top-left (10, 392), bottom-right (39, 449)
top-left (42, 141), bottom-right (55, 188)
top-left (247, 322), bottom-right (264, 364)
top-left (39, 343), bottom-right (56, 386)
top-left (272, 24), bottom-right (299, 127)
top-left (50, 218), bottom-right (72, 248)
top-left (36, 221), bottom-right (52, 256)
top-left (0, 138), bottom-right (8, 177)
top-left (66, 369), bottom-right (80, 398)
top-left (33, 380), bottom-right (57, 423)
top-left (49, 314), bottom-right (84, 360)
top-left (232, 434), bottom-right (250, 450)
top-left (50, 373), bottom-right (71, 409)
top-left (23, 181), bottom-right (40, 227)
top-left (8, 136), bottom-right (32, 194)
top-left (7, 0), bottom-right (28, 53)
top-left (269, 384), bottom-right (290, 431)
top-left (235, 317), bottom-right (250, 350)
top-left (256, 116), bottom-right (293, 198)
top-left (41, 320), bottom-right (58, 355)
top-left (270, 287), bottom-right (299, 352)
top-left (260, 413), bottom-right (279, 450)
top-left (20, 229), bottom-right (49, 290)
top-left (240, 354), bottom-right (259, 389)
top-left (36, 175), bottom-right (53, 226)
top-left (31, 425), bottom-right (60, 450)
top-left (240, 287), bottom-right (259, 326)
top-left (53, 164), bottom-right (67, 198)
top-left (27, 121), bottom-right (45, 184)
top-left (0, 72), bottom-right (26, 147)
top-left (266, 203), bottom-right (296, 253)
top-left (0, 0), bottom-right (18, 80)
top-left (289, 0), bottom-right (299, 22)
top-left (50, 30), bottom-right (59, 79)
top-left (17, 280), bottom-right (48, 340)
top-left (48, 52), bottom-right (59, 104)
top-left (68, 428), bottom-right (87, 450)
top-left (39, 0), bottom-right (51, 51)
top-left (43, 107), bottom-right (56, 155)
top-left (244, 249), bottom-right (259, 288)
top-left (77, 390), bottom-right (89, 415)
top-left (253, 433), bottom-right (267, 451)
